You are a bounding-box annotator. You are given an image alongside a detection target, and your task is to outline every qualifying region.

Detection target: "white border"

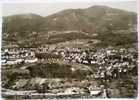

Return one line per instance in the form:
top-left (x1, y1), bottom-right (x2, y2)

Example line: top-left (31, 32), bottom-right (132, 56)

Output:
top-left (0, 0), bottom-right (137, 3)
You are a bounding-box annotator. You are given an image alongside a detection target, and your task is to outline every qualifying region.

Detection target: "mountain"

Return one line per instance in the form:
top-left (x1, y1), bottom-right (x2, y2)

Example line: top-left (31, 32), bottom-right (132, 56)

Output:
top-left (2, 5), bottom-right (137, 48)
top-left (43, 5), bottom-right (136, 32)
top-left (2, 13), bottom-right (44, 35)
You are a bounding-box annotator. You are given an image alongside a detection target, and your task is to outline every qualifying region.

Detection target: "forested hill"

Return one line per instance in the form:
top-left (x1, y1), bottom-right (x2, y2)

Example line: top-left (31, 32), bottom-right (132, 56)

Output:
top-left (2, 5), bottom-right (137, 48)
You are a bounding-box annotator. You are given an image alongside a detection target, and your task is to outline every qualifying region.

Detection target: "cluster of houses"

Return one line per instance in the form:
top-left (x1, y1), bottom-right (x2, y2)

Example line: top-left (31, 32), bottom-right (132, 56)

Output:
top-left (1, 48), bottom-right (37, 65)
top-left (49, 47), bottom-right (137, 80)
top-left (1, 46), bottom-right (137, 81)
top-left (1, 45), bottom-right (137, 98)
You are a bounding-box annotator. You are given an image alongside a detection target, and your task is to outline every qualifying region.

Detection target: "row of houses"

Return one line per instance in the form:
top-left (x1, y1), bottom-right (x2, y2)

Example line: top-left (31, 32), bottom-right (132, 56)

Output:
top-left (1, 48), bottom-right (37, 65)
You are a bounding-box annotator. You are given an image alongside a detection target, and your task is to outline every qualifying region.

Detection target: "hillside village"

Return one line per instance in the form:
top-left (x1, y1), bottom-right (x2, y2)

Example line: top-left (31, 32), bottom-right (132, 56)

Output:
top-left (1, 5), bottom-right (138, 99)
top-left (1, 44), bottom-right (137, 98)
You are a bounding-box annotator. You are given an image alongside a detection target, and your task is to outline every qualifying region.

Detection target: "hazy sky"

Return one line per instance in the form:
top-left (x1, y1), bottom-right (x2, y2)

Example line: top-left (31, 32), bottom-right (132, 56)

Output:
top-left (2, 1), bottom-right (137, 17)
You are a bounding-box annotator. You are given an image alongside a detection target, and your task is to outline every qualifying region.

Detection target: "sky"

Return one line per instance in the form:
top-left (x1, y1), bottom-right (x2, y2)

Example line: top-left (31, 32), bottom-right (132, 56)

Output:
top-left (2, 1), bottom-right (137, 17)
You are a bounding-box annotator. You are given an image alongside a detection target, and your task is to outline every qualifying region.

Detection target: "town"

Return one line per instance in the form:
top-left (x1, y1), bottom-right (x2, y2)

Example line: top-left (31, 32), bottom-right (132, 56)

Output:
top-left (1, 45), bottom-right (137, 98)
top-left (1, 2), bottom-right (137, 99)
